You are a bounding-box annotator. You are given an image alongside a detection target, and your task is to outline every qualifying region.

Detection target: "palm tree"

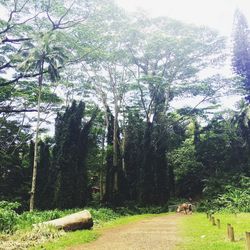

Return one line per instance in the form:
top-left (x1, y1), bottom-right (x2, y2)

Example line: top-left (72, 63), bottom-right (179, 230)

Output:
top-left (19, 31), bottom-right (67, 211)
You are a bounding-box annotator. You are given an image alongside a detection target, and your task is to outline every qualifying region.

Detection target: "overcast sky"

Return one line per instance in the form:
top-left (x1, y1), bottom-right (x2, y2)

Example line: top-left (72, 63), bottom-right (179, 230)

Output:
top-left (1, 0), bottom-right (248, 112)
top-left (114, 0), bottom-right (250, 110)
top-left (115, 0), bottom-right (250, 36)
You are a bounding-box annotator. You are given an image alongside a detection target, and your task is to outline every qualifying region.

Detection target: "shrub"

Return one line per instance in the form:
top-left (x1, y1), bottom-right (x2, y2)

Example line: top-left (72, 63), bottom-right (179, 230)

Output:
top-left (16, 209), bottom-right (81, 230)
top-left (199, 176), bottom-right (250, 213)
top-left (215, 186), bottom-right (250, 213)
top-left (0, 201), bottom-right (20, 233)
top-left (88, 208), bottom-right (121, 225)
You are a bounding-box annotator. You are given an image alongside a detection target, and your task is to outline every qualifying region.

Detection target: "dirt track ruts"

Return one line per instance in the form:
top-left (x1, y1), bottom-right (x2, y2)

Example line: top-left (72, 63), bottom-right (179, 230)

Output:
top-left (69, 214), bottom-right (182, 250)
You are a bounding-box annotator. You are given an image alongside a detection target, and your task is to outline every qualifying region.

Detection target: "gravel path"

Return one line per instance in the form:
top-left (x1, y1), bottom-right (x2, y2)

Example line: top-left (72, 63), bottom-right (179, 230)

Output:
top-left (70, 214), bottom-right (182, 250)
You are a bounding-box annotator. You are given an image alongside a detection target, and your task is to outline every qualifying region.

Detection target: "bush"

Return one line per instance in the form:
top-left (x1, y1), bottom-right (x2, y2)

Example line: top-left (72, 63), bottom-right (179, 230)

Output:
top-left (113, 204), bottom-right (168, 215)
top-left (0, 202), bottom-right (168, 233)
top-left (0, 202), bottom-right (82, 233)
top-left (196, 200), bottom-right (217, 213)
top-left (215, 186), bottom-right (250, 213)
top-left (199, 176), bottom-right (250, 213)
top-left (0, 201), bottom-right (20, 233)
top-left (197, 192), bottom-right (250, 213)
top-left (17, 208), bottom-right (82, 230)
top-left (88, 208), bottom-right (121, 225)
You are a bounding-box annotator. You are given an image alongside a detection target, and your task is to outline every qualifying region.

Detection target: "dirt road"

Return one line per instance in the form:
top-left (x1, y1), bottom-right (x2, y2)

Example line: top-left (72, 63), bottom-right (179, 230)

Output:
top-left (70, 214), bottom-right (182, 250)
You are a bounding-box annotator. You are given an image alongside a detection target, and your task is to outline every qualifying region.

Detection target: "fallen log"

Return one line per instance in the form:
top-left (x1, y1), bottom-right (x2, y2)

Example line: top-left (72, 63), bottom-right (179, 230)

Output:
top-left (35, 210), bottom-right (93, 231)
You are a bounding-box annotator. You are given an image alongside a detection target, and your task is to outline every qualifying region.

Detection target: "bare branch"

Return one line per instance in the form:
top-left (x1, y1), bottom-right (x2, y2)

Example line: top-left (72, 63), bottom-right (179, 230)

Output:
top-left (0, 0), bottom-right (36, 34)
top-left (44, 0), bottom-right (89, 31)
top-left (1, 37), bottom-right (31, 43)
top-left (16, 11), bottom-right (42, 26)
top-left (0, 108), bottom-right (37, 113)
top-left (15, 0), bottom-right (30, 14)
top-left (54, 15), bottom-right (90, 30)
top-left (0, 61), bottom-right (13, 70)
top-left (57, 0), bottom-right (76, 27)
top-left (45, 0), bottom-right (57, 29)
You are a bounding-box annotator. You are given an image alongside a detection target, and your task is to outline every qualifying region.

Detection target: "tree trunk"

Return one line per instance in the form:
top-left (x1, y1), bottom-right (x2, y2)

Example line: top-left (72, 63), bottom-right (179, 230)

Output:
top-left (100, 129), bottom-right (105, 200)
top-left (29, 55), bottom-right (44, 211)
top-left (35, 210), bottom-right (93, 231)
top-left (113, 99), bottom-right (119, 192)
top-left (122, 133), bottom-right (126, 172)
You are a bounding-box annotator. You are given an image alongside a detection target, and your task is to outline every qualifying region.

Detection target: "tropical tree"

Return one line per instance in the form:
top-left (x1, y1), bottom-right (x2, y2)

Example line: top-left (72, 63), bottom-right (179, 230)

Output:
top-left (232, 9), bottom-right (250, 101)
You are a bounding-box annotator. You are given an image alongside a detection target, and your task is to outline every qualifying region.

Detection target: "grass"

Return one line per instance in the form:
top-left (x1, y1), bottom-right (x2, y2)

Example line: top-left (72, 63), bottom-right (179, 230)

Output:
top-left (0, 205), bottom-right (168, 250)
top-left (178, 213), bottom-right (250, 250)
top-left (33, 229), bottom-right (99, 250)
top-left (35, 213), bottom-right (163, 250)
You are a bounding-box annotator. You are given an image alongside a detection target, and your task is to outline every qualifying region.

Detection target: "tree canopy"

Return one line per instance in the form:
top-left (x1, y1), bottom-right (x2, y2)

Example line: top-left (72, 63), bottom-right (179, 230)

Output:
top-left (0, 0), bottom-right (249, 211)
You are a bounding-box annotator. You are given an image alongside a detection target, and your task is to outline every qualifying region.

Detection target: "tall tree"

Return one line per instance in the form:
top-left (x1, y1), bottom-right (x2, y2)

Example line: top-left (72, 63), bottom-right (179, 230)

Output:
top-left (232, 9), bottom-right (250, 101)
top-left (25, 32), bottom-right (65, 211)
top-left (124, 16), bottom-right (226, 204)
top-left (53, 101), bottom-right (97, 208)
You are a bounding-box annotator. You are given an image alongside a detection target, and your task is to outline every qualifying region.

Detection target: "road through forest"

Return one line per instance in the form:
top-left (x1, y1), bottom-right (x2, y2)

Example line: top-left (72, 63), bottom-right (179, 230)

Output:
top-left (69, 214), bottom-right (182, 250)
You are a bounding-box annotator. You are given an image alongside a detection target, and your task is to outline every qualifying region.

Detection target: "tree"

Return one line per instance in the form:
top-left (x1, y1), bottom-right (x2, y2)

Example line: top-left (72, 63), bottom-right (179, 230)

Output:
top-left (123, 16), bottom-right (226, 204)
top-left (0, 118), bottom-right (32, 207)
top-left (53, 101), bottom-right (97, 209)
top-left (124, 110), bottom-right (144, 201)
top-left (17, 0), bottom-right (93, 211)
top-left (24, 32), bottom-right (65, 211)
top-left (232, 9), bottom-right (250, 101)
top-left (80, 3), bottom-right (132, 204)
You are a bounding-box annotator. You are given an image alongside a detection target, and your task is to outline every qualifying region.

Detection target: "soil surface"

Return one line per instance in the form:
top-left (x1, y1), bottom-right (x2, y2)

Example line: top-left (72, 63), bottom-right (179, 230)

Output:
top-left (70, 214), bottom-right (182, 250)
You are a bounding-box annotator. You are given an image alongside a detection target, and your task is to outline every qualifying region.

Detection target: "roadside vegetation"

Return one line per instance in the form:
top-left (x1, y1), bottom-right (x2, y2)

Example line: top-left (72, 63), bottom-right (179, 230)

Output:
top-left (0, 201), bottom-right (167, 250)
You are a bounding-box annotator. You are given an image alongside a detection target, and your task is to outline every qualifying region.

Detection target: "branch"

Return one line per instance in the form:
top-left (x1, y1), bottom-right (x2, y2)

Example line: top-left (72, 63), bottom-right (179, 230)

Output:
top-left (0, 108), bottom-right (37, 113)
top-left (45, 0), bottom-right (89, 31)
top-left (0, 68), bottom-right (52, 87)
top-left (1, 37), bottom-right (31, 44)
top-left (0, 61), bottom-right (13, 70)
top-left (57, 0), bottom-right (76, 27)
top-left (45, 0), bottom-right (56, 29)
top-left (0, 1), bottom-right (41, 35)
top-left (55, 15), bottom-right (89, 29)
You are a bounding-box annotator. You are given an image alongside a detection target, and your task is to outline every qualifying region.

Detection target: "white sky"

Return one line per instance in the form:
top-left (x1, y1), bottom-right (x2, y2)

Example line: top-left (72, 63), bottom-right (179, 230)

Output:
top-left (116, 0), bottom-right (249, 110)
top-left (0, 0), bottom-right (248, 113)
top-left (115, 0), bottom-right (250, 36)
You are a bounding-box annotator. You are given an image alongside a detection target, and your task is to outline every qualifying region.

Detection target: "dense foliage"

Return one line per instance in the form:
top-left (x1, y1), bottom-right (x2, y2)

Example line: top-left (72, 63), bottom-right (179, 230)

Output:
top-left (0, 201), bottom-right (167, 233)
top-left (0, 0), bottom-right (249, 216)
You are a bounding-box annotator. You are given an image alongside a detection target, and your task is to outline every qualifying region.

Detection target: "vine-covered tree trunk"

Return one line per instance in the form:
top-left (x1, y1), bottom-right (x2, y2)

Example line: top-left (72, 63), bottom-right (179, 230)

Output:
top-left (52, 101), bottom-right (95, 209)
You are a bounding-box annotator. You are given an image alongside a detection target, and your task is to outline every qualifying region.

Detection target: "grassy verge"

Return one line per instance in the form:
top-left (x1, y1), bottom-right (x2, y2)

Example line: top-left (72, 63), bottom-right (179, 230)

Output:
top-left (35, 213), bottom-right (163, 250)
top-left (178, 213), bottom-right (250, 250)
top-left (0, 203), bottom-right (168, 250)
